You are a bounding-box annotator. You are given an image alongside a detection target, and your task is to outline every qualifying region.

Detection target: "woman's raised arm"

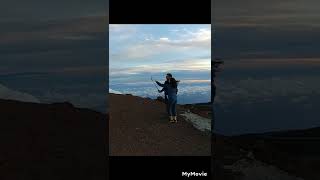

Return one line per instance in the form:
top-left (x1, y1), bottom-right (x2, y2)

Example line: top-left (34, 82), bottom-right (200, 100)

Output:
top-left (156, 81), bottom-right (165, 87)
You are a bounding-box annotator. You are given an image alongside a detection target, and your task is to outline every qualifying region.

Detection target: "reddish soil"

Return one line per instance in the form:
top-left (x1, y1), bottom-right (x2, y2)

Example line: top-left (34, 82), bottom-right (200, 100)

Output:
top-left (109, 93), bottom-right (211, 156)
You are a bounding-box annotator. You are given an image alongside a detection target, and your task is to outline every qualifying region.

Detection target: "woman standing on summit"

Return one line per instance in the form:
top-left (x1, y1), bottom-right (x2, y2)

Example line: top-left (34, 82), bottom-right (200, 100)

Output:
top-left (156, 73), bottom-right (178, 123)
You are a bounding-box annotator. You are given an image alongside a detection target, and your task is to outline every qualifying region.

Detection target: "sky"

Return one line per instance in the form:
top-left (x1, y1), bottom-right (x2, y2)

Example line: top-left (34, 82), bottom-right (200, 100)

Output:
top-left (0, 0), bottom-right (108, 112)
top-left (213, 0), bottom-right (320, 135)
top-left (109, 24), bottom-right (211, 104)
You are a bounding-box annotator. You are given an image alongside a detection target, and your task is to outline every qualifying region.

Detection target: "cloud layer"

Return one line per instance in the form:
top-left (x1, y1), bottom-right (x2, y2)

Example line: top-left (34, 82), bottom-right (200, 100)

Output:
top-left (110, 57), bottom-right (211, 76)
top-left (215, 75), bottom-right (320, 107)
top-left (0, 83), bottom-right (40, 103)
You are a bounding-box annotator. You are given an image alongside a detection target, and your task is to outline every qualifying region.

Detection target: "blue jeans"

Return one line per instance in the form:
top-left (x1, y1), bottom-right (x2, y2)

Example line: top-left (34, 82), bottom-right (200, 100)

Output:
top-left (168, 98), bottom-right (177, 116)
top-left (165, 96), bottom-right (170, 115)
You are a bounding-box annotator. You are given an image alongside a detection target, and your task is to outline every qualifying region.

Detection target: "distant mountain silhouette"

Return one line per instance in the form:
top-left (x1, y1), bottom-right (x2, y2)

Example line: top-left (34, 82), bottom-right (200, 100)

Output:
top-left (0, 99), bottom-right (107, 180)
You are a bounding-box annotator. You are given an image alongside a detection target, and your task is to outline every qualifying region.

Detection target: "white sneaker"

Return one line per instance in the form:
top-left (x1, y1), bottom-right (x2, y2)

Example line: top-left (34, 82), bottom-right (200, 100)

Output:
top-left (169, 116), bottom-right (175, 123)
top-left (173, 116), bottom-right (177, 122)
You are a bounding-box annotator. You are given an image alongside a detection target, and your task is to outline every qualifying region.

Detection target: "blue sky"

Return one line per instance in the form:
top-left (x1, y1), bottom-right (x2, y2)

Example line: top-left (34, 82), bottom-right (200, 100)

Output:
top-left (109, 24), bottom-right (211, 104)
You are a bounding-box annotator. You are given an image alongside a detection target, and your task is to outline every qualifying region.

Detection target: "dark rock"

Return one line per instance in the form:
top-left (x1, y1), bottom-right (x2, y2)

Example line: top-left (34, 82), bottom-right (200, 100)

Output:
top-left (156, 96), bottom-right (165, 103)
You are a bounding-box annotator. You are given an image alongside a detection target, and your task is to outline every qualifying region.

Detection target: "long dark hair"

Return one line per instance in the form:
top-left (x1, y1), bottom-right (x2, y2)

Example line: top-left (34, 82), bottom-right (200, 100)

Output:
top-left (169, 77), bottom-right (178, 88)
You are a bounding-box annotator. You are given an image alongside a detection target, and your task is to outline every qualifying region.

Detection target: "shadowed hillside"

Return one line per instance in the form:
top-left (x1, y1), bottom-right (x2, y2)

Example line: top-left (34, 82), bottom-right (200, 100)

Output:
top-left (0, 99), bottom-right (107, 180)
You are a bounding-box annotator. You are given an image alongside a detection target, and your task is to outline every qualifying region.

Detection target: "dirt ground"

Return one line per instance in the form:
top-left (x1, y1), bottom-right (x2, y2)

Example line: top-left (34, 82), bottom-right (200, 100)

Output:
top-left (109, 93), bottom-right (211, 156)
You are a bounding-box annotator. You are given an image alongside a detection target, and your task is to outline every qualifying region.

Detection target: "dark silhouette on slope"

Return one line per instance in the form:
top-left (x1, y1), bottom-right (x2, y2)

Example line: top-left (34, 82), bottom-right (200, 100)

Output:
top-left (0, 99), bottom-right (107, 180)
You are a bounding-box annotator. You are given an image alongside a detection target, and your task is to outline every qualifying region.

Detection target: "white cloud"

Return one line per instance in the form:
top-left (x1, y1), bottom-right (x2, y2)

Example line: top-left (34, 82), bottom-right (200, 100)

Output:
top-left (159, 37), bottom-right (169, 41)
top-left (109, 57), bottom-right (211, 76)
top-left (109, 24), bottom-right (133, 32)
top-left (110, 26), bottom-right (211, 60)
top-left (109, 88), bottom-right (122, 94)
top-left (110, 84), bottom-right (210, 101)
top-left (110, 80), bottom-right (211, 86)
top-left (181, 28), bottom-right (211, 44)
top-left (0, 83), bottom-right (40, 103)
top-left (109, 24), bottom-right (137, 40)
